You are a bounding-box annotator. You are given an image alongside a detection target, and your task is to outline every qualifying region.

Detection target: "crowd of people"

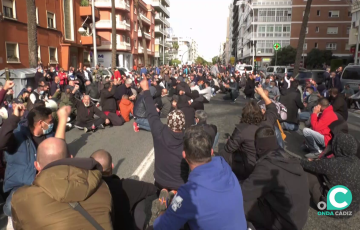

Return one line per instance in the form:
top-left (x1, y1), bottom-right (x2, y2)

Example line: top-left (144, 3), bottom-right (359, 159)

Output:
top-left (0, 60), bottom-right (359, 230)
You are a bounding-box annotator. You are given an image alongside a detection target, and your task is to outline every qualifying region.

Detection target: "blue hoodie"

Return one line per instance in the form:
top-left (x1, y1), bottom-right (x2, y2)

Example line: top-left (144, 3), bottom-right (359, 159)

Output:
top-left (154, 157), bottom-right (247, 230)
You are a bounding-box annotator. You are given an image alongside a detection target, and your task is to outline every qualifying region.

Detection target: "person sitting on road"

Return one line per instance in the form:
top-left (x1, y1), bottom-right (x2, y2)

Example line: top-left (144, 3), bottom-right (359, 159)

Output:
top-left (299, 86), bottom-right (320, 121)
top-left (160, 88), bottom-right (171, 118)
top-left (90, 149), bottom-right (158, 230)
top-left (241, 126), bottom-right (309, 230)
top-left (139, 79), bottom-right (189, 191)
top-left (85, 80), bottom-right (100, 104)
top-left (303, 98), bottom-right (338, 159)
top-left (198, 80), bottom-right (212, 103)
top-left (114, 78), bottom-right (136, 102)
top-left (151, 126), bottom-right (247, 230)
top-left (133, 86), bottom-right (157, 132)
top-left (280, 80), bottom-right (304, 131)
top-left (301, 133), bottom-right (360, 216)
top-left (70, 85), bottom-right (109, 132)
top-left (329, 88), bottom-right (348, 121)
top-left (119, 94), bottom-right (134, 122)
top-left (101, 82), bottom-right (125, 126)
top-left (27, 79), bottom-right (48, 111)
top-left (223, 75), bottom-right (239, 103)
top-left (220, 86), bottom-right (278, 180)
top-left (347, 84), bottom-right (360, 109)
top-left (243, 74), bottom-right (256, 99)
top-left (176, 95), bottom-right (195, 130)
top-left (194, 110), bottom-right (218, 148)
top-left (11, 138), bottom-right (113, 229)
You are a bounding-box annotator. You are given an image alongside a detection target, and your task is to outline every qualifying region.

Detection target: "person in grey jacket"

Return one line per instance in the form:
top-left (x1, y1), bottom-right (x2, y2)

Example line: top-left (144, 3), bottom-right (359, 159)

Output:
top-left (210, 64), bottom-right (220, 77)
top-left (299, 87), bottom-right (319, 121)
top-left (160, 89), bottom-right (171, 118)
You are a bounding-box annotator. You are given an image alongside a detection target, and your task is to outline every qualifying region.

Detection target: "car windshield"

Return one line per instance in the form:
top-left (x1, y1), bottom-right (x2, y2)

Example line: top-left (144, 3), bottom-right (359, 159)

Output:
top-left (295, 72), bottom-right (312, 79)
top-left (120, 68), bottom-right (127, 72)
top-left (342, 68), bottom-right (360, 80)
top-left (267, 67), bottom-right (274, 72)
top-left (244, 66), bottom-right (252, 71)
top-left (276, 68), bottom-right (285, 73)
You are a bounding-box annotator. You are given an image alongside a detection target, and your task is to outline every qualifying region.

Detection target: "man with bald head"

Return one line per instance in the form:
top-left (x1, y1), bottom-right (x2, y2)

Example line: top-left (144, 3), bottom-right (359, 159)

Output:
top-left (35, 137), bottom-right (69, 171)
top-left (160, 88), bottom-right (171, 118)
top-left (70, 85), bottom-right (109, 133)
top-left (91, 150), bottom-right (157, 230)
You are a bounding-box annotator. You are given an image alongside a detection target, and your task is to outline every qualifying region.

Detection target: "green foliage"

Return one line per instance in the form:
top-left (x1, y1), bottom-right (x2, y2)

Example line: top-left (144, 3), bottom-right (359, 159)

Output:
top-left (230, 57), bottom-right (235, 65)
top-left (305, 49), bottom-right (333, 69)
top-left (80, 0), bottom-right (89, 6)
top-left (170, 59), bottom-right (181, 66)
top-left (331, 59), bottom-right (343, 72)
top-left (270, 46), bottom-right (296, 66)
top-left (172, 42), bottom-right (179, 51)
top-left (212, 56), bottom-right (220, 65)
top-left (196, 56), bottom-right (209, 65)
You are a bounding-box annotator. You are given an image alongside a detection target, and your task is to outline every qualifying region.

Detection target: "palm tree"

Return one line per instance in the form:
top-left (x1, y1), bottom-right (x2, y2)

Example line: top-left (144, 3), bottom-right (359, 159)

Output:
top-left (26, 0), bottom-right (37, 68)
top-left (111, 0), bottom-right (117, 68)
top-left (293, 0), bottom-right (313, 77)
top-left (134, 0), bottom-right (148, 66)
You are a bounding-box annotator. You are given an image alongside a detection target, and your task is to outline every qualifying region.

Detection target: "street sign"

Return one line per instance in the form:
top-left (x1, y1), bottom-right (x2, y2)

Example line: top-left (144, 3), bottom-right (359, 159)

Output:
top-left (273, 43), bottom-right (281, 51)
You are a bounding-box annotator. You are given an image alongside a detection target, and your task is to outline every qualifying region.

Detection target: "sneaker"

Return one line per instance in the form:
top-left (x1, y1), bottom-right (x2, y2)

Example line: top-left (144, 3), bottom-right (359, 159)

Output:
top-left (149, 199), bottom-right (160, 226)
top-left (6, 217), bottom-right (13, 230)
top-left (305, 151), bottom-right (321, 159)
top-left (133, 122), bottom-right (139, 132)
top-left (168, 190), bottom-right (177, 205)
top-left (98, 124), bottom-right (105, 129)
top-left (84, 127), bottom-right (88, 133)
top-left (158, 189), bottom-right (169, 211)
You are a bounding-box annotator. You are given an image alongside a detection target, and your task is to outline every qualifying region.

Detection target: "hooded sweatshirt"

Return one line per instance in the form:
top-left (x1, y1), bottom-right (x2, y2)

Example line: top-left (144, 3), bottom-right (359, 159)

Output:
top-left (119, 98), bottom-right (134, 122)
top-left (154, 157), bottom-right (247, 230)
top-left (310, 105), bottom-right (338, 146)
top-left (241, 135), bottom-right (309, 230)
top-left (301, 133), bottom-right (360, 216)
top-left (11, 158), bottom-right (112, 229)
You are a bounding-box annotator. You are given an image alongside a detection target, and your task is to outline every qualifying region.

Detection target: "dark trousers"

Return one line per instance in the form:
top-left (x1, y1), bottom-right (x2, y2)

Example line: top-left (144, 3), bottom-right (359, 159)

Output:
top-left (245, 198), bottom-right (282, 230)
top-left (107, 112), bottom-right (125, 126)
top-left (307, 172), bottom-right (324, 205)
top-left (75, 117), bottom-right (104, 129)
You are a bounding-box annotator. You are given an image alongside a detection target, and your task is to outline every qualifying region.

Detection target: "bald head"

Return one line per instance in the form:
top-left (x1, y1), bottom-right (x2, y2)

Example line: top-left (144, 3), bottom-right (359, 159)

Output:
top-left (162, 88), bottom-right (168, 96)
top-left (90, 150), bottom-right (112, 175)
top-left (36, 138), bottom-right (69, 171)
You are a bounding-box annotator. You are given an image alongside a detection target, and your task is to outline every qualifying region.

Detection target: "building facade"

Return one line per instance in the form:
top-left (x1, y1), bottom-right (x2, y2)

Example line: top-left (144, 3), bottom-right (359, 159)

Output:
top-left (348, 0), bottom-right (360, 63)
top-left (231, 0), bottom-right (238, 58)
top-left (0, 0), bottom-right (99, 70)
top-left (166, 36), bottom-right (198, 64)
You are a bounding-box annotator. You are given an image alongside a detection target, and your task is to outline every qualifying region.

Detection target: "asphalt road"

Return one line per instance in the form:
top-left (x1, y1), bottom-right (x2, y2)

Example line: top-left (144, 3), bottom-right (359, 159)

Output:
top-left (0, 93), bottom-right (359, 229)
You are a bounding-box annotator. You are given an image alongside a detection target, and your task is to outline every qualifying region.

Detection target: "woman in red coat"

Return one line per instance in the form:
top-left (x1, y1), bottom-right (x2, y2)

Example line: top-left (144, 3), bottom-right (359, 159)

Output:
top-left (58, 68), bottom-right (68, 91)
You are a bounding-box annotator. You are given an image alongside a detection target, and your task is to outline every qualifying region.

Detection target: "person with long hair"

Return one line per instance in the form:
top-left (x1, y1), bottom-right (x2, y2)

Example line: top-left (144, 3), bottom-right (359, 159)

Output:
top-left (220, 86), bottom-right (278, 180)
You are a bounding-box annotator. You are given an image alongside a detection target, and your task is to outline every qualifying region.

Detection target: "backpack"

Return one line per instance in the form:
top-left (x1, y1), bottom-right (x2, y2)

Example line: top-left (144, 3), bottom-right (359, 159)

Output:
top-left (258, 99), bottom-right (287, 121)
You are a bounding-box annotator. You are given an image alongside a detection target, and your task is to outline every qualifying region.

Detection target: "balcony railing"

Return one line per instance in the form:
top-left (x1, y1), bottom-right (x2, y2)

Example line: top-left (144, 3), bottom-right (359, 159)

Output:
top-left (140, 13), bottom-right (151, 25)
top-left (252, 1), bottom-right (292, 7)
top-left (94, 0), bottom-right (130, 11)
top-left (98, 41), bottom-right (131, 50)
top-left (254, 16), bottom-right (292, 22)
top-left (151, 0), bottom-right (170, 17)
top-left (155, 14), bottom-right (170, 27)
top-left (95, 20), bottom-right (130, 30)
top-left (138, 30), bottom-right (151, 40)
top-left (138, 47), bottom-right (152, 53)
top-left (163, 0), bottom-right (170, 7)
top-left (155, 26), bottom-right (166, 35)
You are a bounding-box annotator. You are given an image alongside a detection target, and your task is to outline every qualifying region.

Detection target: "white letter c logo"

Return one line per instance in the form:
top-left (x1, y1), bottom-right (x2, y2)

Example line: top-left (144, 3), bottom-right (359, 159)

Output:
top-left (329, 187), bottom-right (348, 209)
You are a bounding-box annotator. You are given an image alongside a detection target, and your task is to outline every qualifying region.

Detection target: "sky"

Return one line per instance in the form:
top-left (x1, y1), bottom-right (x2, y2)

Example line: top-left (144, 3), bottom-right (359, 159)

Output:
top-left (169, 0), bottom-right (231, 62)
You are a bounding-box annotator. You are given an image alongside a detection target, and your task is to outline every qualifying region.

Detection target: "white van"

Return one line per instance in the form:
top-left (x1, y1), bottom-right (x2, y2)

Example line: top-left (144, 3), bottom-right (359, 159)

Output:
top-left (237, 65), bottom-right (253, 75)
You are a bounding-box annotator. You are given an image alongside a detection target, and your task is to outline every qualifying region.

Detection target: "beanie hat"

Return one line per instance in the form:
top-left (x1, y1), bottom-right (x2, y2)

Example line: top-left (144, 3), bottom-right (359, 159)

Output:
top-left (167, 110), bottom-right (185, 132)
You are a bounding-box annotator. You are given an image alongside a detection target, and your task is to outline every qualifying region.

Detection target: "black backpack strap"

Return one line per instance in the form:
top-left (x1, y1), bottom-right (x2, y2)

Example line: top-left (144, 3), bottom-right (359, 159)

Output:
top-left (69, 202), bottom-right (104, 230)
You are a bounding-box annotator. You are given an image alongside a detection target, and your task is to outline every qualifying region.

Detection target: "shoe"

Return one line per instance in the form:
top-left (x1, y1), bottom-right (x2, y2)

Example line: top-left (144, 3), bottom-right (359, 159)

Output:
top-left (149, 199), bottom-right (160, 226)
top-left (98, 124), bottom-right (105, 129)
top-left (6, 217), bottom-right (13, 230)
top-left (232, 99), bottom-right (237, 104)
top-left (301, 144), bottom-right (309, 152)
top-left (158, 189), bottom-right (169, 211)
top-left (67, 117), bottom-right (71, 122)
top-left (305, 151), bottom-right (321, 159)
top-left (84, 127), bottom-right (88, 133)
top-left (168, 190), bottom-right (177, 205)
top-left (96, 102), bottom-right (100, 107)
top-left (133, 122), bottom-right (139, 132)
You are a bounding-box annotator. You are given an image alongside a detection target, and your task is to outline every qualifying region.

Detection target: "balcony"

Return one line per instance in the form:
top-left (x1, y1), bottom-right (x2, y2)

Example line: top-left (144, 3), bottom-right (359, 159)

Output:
top-left (81, 35), bottom-right (101, 46)
top-left (151, 0), bottom-right (170, 18)
top-left (155, 26), bottom-right (166, 35)
top-left (155, 52), bottom-right (160, 58)
top-left (94, 0), bottom-right (130, 11)
top-left (155, 14), bottom-right (170, 27)
top-left (138, 47), bottom-right (152, 53)
top-left (140, 13), bottom-right (151, 25)
top-left (138, 30), bottom-right (151, 40)
top-left (252, 0), bottom-right (292, 7)
top-left (254, 16), bottom-right (292, 23)
top-left (98, 40), bottom-right (131, 50)
top-left (95, 20), bottom-right (130, 31)
top-left (79, 5), bottom-right (100, 22)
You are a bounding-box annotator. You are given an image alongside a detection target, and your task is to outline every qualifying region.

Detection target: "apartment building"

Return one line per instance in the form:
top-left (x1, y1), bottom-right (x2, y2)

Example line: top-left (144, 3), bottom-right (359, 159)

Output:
top-left (167, 36), bottom-right (196, 64)
top-left (232, 0), bottom-right (239, 58)
top-left (291, 0), bottom-right (351, 60)
top-left (348, 0), bottom-right (360, 62)
top-left (0, 0), bottom-right (99, 70)
top-left (94, 0), bottom-right (155, 68)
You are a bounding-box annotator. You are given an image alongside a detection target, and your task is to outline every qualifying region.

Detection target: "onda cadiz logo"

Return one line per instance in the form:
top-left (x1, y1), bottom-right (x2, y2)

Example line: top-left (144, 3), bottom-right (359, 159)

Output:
top-left (317, 185), bottom-right (353, 216)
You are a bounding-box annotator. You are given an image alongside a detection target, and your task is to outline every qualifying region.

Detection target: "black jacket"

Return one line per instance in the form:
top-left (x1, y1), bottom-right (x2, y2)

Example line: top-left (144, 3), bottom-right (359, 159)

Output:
top-left (280, 87), bottom-right (304, 124)
top-left (103, 175), bottom-right (157, 230)
top-left (50, 81), bottom-right (60, 96)
top-left (143, 90), bottom-right (189, 190)
top-left (330, 94), bottom-right (348, 121)
top-left (69, 93), bottom-right (106, 123)
top-left (114, 84), bottom-right (133, 101)
top-left (86, 83), bottom-right (100, 100)
top-left (100, 87), bottom-right (117, 113)
top-left (133, 94), bottom-right (146, 118)
top-left (242, 149), bottom-right (309, 230)
top-left (195, 121), bottom-right (217, 146)
top-left (244, 79), bottom-right (255, 98)
top-left (177, 96), bottom-right (195, 129)
top-left (327, 76), bottom-right (342, 92)
top-left (34, 72), bottom-right (44, 86)
top-left (220, 103), bottom-right (278, 180)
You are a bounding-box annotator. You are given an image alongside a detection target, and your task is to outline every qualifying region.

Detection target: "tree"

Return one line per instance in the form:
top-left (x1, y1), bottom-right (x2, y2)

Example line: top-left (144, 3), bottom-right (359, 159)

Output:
top-left (293, 0), bottom-right (313, 77)
top-left (170, 59), bottom-right (181, 66)
top-left (111, 0), bottom-right (116, 68)
top-left (134, 0), bottom-right (148, 66)
top-left (305, 49), bottom-right (333, 69)
top-left (26, 0), bottom-right (37, 68)
top-left (212, 56), bottom-right (219, 65)
top-left (172, 41), bottom-right (179, 51)
top-left (270, 46), bottom-right (296, 66)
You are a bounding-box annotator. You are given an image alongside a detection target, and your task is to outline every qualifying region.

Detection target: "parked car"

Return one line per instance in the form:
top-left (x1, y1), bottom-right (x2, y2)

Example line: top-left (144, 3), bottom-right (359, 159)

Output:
top-left (293, 70), bottom-right (326, 87)
top-left (91, 67), bottom-right (113, 81)
top-left (265, 66), bottom-right (286, 77)
top-left (341, 65), bottom-right (360, 93)
top-left (236, 65), bottom-right (253, 75)
top-left (108, 68), bottom-right (127, 79)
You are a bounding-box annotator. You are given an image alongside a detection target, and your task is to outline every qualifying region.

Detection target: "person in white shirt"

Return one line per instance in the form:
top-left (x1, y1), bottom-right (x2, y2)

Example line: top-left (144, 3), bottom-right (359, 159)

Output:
top-left (198, 80), bottom-right (212, 103)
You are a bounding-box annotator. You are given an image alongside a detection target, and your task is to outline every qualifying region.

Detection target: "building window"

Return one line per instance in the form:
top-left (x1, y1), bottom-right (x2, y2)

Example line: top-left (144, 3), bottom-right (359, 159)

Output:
top-left (134, 22), bottom-right (137, 31)
top-left (63, 0), bottom-right (74, 40)
top-left (346, 43), bottom-right (350, 51)
top-left (315, 26), bottom-right (319, 33)
top-left (305, 27), bottom-right (308, 34)
top-left (83, 51), bottom-right (90, 64)
top-left (49, 47), bottom-right (58, 63)
top-left (47, 12), bottom-right (56, 29)
top-left (326, 43), bottom-right (337, 50)
top-left (38, 46), bottom-right (41, 60)
top-left (317, 10), bottom-right (320, 16)
top-left (5, 42), bottom-right (20, 63)
top-left (329, 11), bottom-right (339, 18)
top-left (36, 7), bottom-right (39, 24)
top-left (127, 37), bottom-right (130, 44)
top-left (315, 42), bottom-right (318, 49)
top-left (348, 11), bottom-right (352, 17)
top-left (327, 27), bottom-right (338, 34)
top-left (347, 27), bottom-right (350, 34)
top-left (303, 43), bottom-right (307, 50)
top-left (3, 0), bottom-right (16, 19)
top-left (134, 40), bottom-right (137, 49)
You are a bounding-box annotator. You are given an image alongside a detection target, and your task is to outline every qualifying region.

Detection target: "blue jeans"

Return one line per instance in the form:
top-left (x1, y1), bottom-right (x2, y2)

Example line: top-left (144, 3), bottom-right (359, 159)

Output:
top-left (213, 132), bottom-right (220, 149)
top-left (136, 118), bottom-right (151, 131)
top-left (274, 126), bottom-right (284, 149)
top-left (299, 111), bottom-right (311, 121)
top-left (281, 122), bottom-right (299, 131)
top-left (303, 128), bottom-right (325, 152)
top-left (4, 188), bottom-right (18, 217)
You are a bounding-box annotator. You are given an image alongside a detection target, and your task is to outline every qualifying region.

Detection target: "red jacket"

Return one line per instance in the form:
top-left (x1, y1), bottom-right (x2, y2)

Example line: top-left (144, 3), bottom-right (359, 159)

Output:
top-left (113, 70), bottom-right (121, 80)
top-left (310, 105), bottom-right (338, 146)
top-left (58, 72), bottom-right (67, 85)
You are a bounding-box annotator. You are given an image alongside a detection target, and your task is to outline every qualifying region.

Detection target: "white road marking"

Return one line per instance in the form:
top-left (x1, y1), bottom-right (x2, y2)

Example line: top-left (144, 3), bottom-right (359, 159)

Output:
top-left (132, 148), bottom-right (154, 180)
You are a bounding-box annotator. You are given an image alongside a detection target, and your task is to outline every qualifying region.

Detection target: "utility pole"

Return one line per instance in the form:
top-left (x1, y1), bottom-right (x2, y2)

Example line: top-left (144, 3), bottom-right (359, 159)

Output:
top-left (91, 0), bottom-right (98, 67)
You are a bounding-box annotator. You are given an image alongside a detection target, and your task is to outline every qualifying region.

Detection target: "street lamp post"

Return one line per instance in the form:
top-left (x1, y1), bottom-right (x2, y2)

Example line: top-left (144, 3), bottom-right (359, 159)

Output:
top-left (91, 0), bottom-right (97, 67)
